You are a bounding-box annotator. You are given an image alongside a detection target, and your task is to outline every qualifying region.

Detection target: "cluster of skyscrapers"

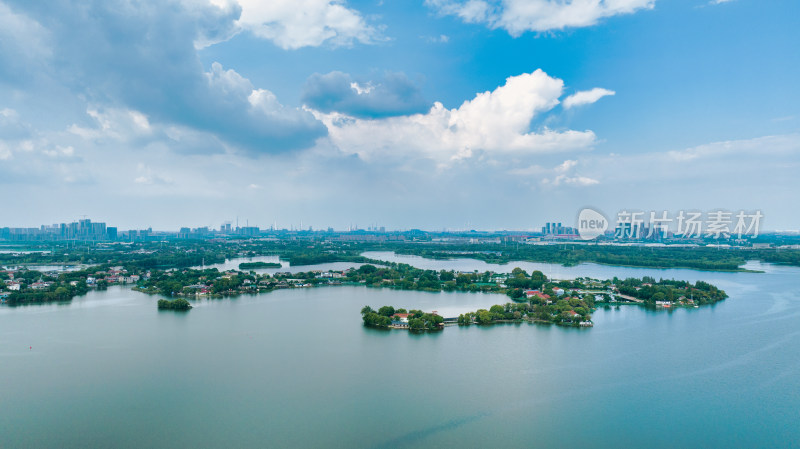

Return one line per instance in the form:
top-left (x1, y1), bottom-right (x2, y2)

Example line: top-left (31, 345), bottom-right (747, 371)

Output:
top-left (541, 222), bottom-right (578, 237)
top-left (0, 219), bottom-right (118, 241)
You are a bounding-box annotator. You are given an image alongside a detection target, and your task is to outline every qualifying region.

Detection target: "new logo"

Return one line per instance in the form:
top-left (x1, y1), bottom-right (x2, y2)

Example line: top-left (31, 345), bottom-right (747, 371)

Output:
top-left (577, 208), bottom-right (608, 240)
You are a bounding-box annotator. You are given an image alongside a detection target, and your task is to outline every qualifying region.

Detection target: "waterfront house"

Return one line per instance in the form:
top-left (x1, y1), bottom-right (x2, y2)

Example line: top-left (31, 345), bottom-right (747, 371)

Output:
top-left (391, 313), bottom-right (411, 329)
top-left (30, 281), bottom-right (51, 290)
top-left (525, 290), bottom-right (551, 302)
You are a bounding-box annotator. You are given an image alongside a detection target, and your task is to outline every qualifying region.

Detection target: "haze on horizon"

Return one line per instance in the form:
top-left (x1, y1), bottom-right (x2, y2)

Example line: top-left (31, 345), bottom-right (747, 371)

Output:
top-left (0, 0), bottom-right (798, 232)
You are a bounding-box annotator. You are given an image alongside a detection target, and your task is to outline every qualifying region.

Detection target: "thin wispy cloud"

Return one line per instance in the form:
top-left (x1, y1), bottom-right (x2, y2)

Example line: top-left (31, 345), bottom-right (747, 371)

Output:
top-left (426, 0), bottom-right (655, 35)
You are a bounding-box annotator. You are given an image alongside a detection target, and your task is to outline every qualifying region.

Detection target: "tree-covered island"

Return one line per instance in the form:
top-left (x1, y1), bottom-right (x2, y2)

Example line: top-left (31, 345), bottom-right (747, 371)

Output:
top-left (157, 298), bottom-right (192, 310)
top-left (360, 305), bottom-right (444, 331)
top-left (349, 268), bottom-right (726, 330)
top-left (238, 261), bottom-right (282, 269)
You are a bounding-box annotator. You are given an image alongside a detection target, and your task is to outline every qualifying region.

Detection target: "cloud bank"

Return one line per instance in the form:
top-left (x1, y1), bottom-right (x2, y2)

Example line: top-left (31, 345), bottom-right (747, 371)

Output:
top-left (315, 70), bottom-right (599, 163)
top-left (0, 0), bottom-right (327, 155)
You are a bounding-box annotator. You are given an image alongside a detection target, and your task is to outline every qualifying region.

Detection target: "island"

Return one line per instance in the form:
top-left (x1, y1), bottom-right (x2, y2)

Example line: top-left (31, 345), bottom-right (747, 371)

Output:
top-left (360, 306), bottom-right (444, 331)
top-left (238, 261), bottom-right (282, 269)
top-left (358, 273), bottom-right (727, 331)
top-left (157, 298), bottom-right (192, 310)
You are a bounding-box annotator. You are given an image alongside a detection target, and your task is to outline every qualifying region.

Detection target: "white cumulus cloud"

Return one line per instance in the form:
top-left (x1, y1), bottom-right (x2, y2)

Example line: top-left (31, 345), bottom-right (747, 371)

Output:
top-left (427, 0), bottom-right (655, 35)
top-left (315, 70), bottom-right (598, 164)
top-left (231, 0), bottom-right (380, 49)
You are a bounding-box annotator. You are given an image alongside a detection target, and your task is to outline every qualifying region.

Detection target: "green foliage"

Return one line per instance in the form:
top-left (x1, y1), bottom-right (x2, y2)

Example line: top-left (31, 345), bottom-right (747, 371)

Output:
top-left (361, 312), bottom-right (391, 328)
top-left (5, 269), bottom-right (90, 305)
top-left (361, 305), bottom-right (442, 331)
top-left (157, 298), bottom-right (192, 310)
top-left (615, 277), bottom-right (727, 306)
top-left (238, 262), bottom-right (281, 269)
top-left (382, 242), bottom-right (778, 271)
top-left (377, 305), bottom-right (396, 317)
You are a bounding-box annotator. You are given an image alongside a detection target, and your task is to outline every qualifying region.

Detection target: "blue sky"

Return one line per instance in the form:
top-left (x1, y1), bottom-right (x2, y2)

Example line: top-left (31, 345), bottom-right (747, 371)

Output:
top-left (0, 0), bottom-right (798, 231)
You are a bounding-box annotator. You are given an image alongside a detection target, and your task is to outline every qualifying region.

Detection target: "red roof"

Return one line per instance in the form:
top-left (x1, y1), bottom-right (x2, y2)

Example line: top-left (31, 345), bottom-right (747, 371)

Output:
top-left (525, 290), bottom-right (550, 299)
top-left (393, 313), bottom-right (411, 318)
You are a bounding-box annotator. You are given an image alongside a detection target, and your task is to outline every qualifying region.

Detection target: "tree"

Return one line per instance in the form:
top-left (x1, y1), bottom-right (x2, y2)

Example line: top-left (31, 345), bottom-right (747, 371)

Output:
top-left (507, 288), bottom-right (524, 300)
top-left (358, 264), bottom-right (378, 274)
top-left (530, 270), bottom-right (547, 288)
top-left (476, 310), bottom-right (492, 324)
top-left (360, 305), bottom-right (374, 315)
top-left (378, 306), bottom-right (395, 317)
top-left (489, 304), bottom-right (505, 314)
top-left (54, 287), bottom-right (70, 300)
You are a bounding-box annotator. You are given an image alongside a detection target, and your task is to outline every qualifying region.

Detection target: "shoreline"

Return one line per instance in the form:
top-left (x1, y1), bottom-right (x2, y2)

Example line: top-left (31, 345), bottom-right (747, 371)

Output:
top-left (381, 251), bottom-right (766, 273)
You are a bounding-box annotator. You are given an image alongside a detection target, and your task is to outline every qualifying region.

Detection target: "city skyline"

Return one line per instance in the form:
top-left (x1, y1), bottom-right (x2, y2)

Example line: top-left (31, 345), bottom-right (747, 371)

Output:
top-left (0, 212), bottom-right (785, 238)
top-left (1, 1), bottom-right (798, 230)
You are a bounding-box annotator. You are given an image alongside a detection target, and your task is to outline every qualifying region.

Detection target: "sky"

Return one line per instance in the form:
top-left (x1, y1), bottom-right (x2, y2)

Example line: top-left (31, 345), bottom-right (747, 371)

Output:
top-left (0, 0), bottom-right (798, 232)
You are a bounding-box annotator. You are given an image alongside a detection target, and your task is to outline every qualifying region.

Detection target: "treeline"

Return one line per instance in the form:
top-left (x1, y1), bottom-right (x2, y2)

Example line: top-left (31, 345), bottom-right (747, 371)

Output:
top-left (283, 252), bottom-right (375, 266)
top-left (378, 243), bottom-right (752, 271)
top-left (5, 239), bottom-right (800, 276)
top-left (238, 262), bottom-right (281, 269)
top-left (4, 269), bottom-right (89, 305)
top-left (752, 249), bottom-right (800, 267)
top-left (0, 241), bottom-right (232, 269)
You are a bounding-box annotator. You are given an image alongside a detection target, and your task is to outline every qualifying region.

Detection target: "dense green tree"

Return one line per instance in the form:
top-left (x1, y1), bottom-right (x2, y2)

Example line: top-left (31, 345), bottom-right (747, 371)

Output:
top-left (378, 306), bottom-right (396, 317)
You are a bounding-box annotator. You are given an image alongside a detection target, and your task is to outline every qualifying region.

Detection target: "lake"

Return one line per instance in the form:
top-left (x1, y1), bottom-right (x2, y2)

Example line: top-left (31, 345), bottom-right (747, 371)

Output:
top-left (194, 255), bottom-right (373, 274)
top-left (1, 256), bottom-right (799, 448)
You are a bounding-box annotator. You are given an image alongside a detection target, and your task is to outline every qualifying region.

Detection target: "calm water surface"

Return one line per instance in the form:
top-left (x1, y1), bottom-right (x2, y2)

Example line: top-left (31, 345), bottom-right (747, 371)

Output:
top-left (1, 256), bottom-right (799, 448)
top-left (194, 255), bottom-right (373, 275)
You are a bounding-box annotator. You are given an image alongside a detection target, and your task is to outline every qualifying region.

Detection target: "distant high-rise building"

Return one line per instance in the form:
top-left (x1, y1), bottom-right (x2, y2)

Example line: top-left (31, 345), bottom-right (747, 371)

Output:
top-left (0, 218), bottom-right (118, 241)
